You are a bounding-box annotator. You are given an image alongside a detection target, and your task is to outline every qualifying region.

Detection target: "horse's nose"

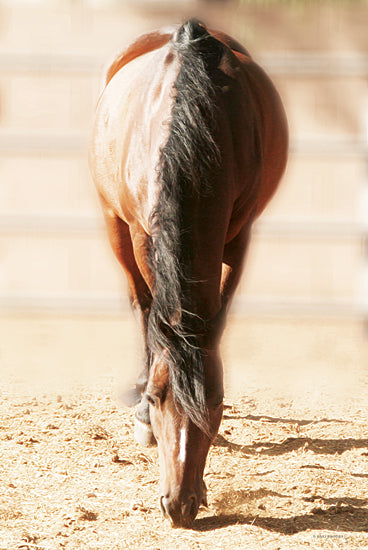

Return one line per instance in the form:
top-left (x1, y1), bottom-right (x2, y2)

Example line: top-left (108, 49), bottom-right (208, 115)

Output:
top-left (160, 494), bottom-right (198, 527)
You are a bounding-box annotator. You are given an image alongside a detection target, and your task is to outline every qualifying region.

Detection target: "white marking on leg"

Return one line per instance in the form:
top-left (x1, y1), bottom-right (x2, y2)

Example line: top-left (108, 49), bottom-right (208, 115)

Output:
top-left (179, 428), bottom-right (187, 463)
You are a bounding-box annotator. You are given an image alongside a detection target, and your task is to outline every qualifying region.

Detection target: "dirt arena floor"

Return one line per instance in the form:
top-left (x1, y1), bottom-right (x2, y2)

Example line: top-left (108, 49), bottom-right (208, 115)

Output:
top-left (0, 314), bottom-right (367, 549)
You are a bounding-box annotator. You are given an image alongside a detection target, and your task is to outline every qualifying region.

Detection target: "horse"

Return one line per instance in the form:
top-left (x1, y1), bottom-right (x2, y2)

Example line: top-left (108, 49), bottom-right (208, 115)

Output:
top-left (89, 19), bottom-right (288, 527)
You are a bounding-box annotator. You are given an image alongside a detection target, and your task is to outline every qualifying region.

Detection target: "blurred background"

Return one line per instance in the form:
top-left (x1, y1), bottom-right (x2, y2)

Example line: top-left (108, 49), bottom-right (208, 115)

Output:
top-left (0, 0), bottom-right (367, 403)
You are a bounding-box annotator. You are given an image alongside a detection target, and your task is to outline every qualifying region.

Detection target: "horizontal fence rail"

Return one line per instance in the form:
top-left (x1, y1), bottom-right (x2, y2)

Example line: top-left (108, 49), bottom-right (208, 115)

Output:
top-left (0, 131), bottom-right (366, 157)
top-left (0, 51), bottom-right (368, 77)
top-left (261, 53), bottom-right (368, 77)
top-left (0, 49), bottom-right (366, 319)
top-left (0, 292), bottom-right (364, 320)
top-left (0, 213), bottom-right (366, 240)
top-left (0, 131), bottom-right (89, 155)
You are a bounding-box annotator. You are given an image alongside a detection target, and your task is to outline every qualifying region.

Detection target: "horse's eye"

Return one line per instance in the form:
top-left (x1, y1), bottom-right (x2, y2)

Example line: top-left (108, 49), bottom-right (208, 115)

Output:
top-left (146, 393), bottom-right (160, 407)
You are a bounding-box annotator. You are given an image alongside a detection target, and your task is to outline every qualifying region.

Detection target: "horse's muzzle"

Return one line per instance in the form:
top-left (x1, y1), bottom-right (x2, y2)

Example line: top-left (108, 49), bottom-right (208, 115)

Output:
top-left (160, 493), bottom-right (198, 527)
top-left (134, 416), bottom-right (156, 447)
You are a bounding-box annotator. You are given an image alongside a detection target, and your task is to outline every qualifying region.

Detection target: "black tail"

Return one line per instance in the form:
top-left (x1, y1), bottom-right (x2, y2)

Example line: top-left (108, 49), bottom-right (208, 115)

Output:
top-left (147, 20), bottom-right (224, 435)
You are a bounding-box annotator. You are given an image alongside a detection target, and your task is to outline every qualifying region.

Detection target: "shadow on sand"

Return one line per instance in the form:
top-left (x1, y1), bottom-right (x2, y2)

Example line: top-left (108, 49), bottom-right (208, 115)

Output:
top-left (214, 433), bottom-right (368, 457)
top-left (193, 504), bottom-right (368, 534)
top-left (200, 432), bottom-right (368, 534)
top-left (222, 413), bottom-right (348, 426)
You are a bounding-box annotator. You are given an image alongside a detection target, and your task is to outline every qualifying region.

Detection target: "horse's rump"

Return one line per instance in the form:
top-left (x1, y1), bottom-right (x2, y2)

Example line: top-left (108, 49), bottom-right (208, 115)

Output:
top-left (105, 28), bottom-right (173, 86)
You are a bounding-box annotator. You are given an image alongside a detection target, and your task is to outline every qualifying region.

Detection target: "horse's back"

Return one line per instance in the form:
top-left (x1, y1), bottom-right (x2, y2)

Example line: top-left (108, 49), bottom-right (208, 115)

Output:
top-left (90, 24), bottom-right (288, 231)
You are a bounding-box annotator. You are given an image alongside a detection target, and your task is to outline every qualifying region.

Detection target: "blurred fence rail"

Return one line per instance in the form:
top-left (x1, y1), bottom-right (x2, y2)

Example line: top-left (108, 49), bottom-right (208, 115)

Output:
top-left (0, 291), bottom-right (363, 319)
top-left (0, 5), bottom-right (367, 319)
top-left (0, 51), bottom-right (368, 76)
top-left (0, 213), bottom-right (366, 240)
top-left (0, 131), bottom-right (366, 156)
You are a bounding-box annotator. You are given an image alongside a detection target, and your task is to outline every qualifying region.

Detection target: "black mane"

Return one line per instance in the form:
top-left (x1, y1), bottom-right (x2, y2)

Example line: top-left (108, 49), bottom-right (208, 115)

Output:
top-left (147, 20), bottom-right (224, 434)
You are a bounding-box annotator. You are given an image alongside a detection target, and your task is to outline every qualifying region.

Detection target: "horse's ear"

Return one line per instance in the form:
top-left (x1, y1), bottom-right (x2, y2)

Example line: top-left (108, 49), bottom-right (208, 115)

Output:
top-left (149, 353), bottom-right (170, 389)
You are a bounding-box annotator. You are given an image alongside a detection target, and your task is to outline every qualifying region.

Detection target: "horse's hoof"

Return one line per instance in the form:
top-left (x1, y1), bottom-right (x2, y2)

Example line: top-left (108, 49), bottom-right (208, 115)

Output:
top-left (134, 416), bottom-right (156, 447)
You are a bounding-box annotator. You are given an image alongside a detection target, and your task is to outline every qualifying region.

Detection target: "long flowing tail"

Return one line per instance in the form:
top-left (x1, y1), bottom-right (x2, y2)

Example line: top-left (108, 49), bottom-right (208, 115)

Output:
top-left (147, 20), bottom-right (224, 435)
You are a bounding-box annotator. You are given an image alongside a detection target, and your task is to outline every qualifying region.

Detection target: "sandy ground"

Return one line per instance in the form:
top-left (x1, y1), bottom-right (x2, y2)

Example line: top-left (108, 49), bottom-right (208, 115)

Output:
top-left (0, 314), bottom-right (367, 549)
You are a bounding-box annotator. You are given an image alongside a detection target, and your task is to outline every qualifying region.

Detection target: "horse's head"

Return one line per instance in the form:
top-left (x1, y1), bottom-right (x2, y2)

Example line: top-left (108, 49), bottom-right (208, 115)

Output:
top-left (145, 350), bottom-right (223, 527)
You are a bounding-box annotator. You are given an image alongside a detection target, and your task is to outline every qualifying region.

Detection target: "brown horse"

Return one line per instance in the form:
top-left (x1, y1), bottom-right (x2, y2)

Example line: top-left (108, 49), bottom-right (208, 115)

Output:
top-left (89, 20), bottom-right (288, 527)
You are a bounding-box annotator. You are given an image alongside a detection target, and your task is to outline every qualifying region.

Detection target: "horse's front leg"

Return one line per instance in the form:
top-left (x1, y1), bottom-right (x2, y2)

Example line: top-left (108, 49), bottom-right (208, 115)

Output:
top-left (127, 291), bottom-right (156, 447)
top-left (99, 201), bottom-right (155, 445)
top-left (125, 299), bottom-right (151, 405)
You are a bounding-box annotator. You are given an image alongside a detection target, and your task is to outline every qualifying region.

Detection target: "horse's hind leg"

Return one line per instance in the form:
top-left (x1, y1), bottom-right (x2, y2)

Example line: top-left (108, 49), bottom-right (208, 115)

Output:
top-left (100, 202), bottom-right (155, 445)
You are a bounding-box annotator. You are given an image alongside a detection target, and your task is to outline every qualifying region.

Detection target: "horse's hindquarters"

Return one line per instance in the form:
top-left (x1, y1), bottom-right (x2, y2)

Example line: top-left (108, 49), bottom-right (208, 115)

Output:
top-left (89, 44), bottom-right (181, 230)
